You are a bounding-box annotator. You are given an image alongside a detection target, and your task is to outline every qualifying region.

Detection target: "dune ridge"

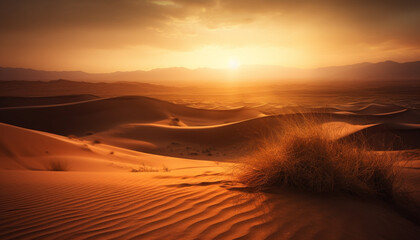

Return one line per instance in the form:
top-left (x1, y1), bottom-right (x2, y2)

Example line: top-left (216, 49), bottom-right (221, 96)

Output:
top-left (0, 94), bottom-right (99, 108)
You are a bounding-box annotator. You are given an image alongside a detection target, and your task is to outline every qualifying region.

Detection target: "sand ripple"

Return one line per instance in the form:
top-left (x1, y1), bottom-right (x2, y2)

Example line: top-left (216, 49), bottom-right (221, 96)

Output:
top-left (1, 171), bottom-right (419, 240)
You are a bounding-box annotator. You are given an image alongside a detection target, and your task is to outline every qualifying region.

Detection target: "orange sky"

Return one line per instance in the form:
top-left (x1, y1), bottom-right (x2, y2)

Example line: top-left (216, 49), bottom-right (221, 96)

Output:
top-left (0, 0), bottom-right (419, 72)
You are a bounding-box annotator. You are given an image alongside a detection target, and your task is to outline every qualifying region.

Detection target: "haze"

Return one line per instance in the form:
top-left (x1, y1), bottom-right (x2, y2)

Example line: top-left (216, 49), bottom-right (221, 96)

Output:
top-left (1, 0), bottom-right (420, 72)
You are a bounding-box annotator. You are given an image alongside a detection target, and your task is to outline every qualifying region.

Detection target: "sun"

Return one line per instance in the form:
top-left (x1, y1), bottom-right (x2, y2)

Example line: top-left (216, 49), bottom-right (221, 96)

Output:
top-left (228, 58), bottom-right (241, 69)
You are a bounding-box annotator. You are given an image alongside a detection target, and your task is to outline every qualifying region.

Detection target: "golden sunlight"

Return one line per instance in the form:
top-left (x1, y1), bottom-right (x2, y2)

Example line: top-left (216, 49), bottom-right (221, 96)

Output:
top-left (228, 58), bottom-right (241, 70)
top-left (1, 2), bottom-right (420, 239)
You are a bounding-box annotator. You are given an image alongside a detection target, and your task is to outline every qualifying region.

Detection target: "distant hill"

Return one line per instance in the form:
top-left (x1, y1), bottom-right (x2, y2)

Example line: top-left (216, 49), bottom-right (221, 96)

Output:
top-left (310, 61), bottom-right (420, 80)
top-left (1, 61), bottom-right (420, 85)
top-left (0, 67), bottom-right (93, 81)
top-left (0, 79), bottom-right (177, 97)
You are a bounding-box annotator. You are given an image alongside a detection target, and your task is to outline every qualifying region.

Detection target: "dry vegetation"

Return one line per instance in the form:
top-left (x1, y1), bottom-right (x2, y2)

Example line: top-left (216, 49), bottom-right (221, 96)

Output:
top-left (131, 164), bottom-right (158, 172)
top-left (46, 160), bottom-right (69, 171)
top-left (131, 164), bottom-right (171, 172)
top-left (238, 116), bottom-right (404, 202)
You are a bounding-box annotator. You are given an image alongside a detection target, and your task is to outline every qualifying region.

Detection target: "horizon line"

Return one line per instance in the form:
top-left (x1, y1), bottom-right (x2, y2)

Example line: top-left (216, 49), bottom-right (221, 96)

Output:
top-left (1, 59), bottom-right (419, 75)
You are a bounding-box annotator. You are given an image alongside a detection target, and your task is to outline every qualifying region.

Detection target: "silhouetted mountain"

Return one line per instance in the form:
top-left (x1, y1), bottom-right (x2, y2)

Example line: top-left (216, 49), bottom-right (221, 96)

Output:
top-left (1, 61), bottom-right (420, 85)
top-left (310, 61), bottom-right (420, 80)
top-left (0, 67), bottom-right (92, 81)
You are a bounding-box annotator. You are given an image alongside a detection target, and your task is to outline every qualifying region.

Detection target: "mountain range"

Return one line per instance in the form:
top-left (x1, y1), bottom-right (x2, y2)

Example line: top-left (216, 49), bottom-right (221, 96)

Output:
top-left (1, 61), bottom-right (420, 85)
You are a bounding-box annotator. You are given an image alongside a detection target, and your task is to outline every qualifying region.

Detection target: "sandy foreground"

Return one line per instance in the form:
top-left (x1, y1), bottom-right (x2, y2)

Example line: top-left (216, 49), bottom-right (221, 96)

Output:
top-left (1, 96), bottom-right (420, 239)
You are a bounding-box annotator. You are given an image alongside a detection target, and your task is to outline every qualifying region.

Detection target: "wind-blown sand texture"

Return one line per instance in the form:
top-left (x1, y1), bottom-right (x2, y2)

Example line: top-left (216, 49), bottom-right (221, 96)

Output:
top-left (1, 95), bottom-right (420, 239)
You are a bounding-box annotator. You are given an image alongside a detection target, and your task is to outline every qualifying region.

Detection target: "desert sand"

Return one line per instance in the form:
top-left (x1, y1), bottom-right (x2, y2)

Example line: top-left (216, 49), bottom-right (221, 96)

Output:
top-left (2, 0), bottom-right (420, 238)
top-left (1, 93), bottom-right (420, 239)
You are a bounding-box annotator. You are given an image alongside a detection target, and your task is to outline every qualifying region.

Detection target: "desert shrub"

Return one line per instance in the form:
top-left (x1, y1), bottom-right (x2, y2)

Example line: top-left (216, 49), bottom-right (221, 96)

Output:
top-left (132, 164), bottom-right (171, 172)
top-left (162, 165), bottom-right (170, 172)
top-left (131, 164), bottom-right (158, 172)
top-left (46, 160), bottom-right (68, 171)
top-left (237, 117), bottom-right (403, 201)
top-left (80, 144), bottom-right (92, 152)
top-left (67, 135), bottom-right (77, 139)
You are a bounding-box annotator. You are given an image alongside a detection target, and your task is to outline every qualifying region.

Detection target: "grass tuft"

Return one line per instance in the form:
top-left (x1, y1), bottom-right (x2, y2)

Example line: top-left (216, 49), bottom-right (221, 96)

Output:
top-left (131, 164), bottom-right (158, 172)
top-left (237, 116), bottom-right (404, 202)
top-left (162, 165), bottom-right (170, 172)
top-left (46, 160), bottom-right (68, 171)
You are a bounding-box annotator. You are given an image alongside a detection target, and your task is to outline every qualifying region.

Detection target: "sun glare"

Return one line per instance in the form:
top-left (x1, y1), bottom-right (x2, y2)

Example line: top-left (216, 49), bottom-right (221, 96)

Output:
top-left (228, 58), bottom-right (241, 69)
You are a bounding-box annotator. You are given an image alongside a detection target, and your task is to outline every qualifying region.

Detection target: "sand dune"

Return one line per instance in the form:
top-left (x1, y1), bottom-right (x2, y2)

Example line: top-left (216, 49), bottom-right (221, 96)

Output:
top-left (0, 94), bottom-right (99, 108)
top-left (83, 114), bottom-right (327, 160)
top-left (1, 98), bottom-right (419, 160)
top-left (342, 107), bottom-right (420, 124)
top-left (331, 108), bottom-right (420, 125)
top-left (0, 122), bottom-right (147, 171)
top-left (0, 123), bottom-right (212, 171)
top-left (84, 122), bottom-right (262, 160)
top-left (344, 103), bottom-right (406, 115)
top-left (0, 96), bottom-right (263, 136)
top-left (339, 123), bottom-right (420, 150)
top-left (1, 95), bottom-right (420, 239)
top-left (83, 106), bottom-right (420, 159)
top-left (1, 95), bottom-right (418, 141)
top-left (371, 109), bottom-right (420, 124)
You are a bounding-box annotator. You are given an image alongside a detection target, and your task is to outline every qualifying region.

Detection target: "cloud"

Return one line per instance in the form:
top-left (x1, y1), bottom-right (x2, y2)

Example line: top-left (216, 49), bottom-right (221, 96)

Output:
top-left (0, 0), bottom-right (180, 31)
top-left (0, 0), bottom-right (419, 71)
top-left (1, 0), bottom-right (419, 46)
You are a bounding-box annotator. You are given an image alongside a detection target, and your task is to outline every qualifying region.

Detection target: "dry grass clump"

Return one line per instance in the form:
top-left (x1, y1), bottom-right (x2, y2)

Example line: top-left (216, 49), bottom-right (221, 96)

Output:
top-left (132, 164), bottom-right (171, 172)
top-left (46, 160), bottom-right (69, 171)
top-left (162, 165), bottom-right (170, 172)
top-left (238, 118), bottom-right (403, 201)
top-left (131, 163), bottom-right (158, 172)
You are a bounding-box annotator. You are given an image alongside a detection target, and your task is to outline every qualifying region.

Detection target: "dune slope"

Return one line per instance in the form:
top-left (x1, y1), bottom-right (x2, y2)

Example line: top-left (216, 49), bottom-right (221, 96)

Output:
top-left (0, 123), bottom-right (212, 171)
top-left (0, 94), bottom-right (99, 108)
top-left (339, 123), bottom-right (420, 150)
top-left (0, 96), bottom-right (263, 136)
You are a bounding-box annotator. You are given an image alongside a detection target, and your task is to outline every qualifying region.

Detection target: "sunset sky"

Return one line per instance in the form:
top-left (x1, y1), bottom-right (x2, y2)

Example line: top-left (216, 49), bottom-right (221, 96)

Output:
top-left (0, 0), bottom-right (419, 72)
